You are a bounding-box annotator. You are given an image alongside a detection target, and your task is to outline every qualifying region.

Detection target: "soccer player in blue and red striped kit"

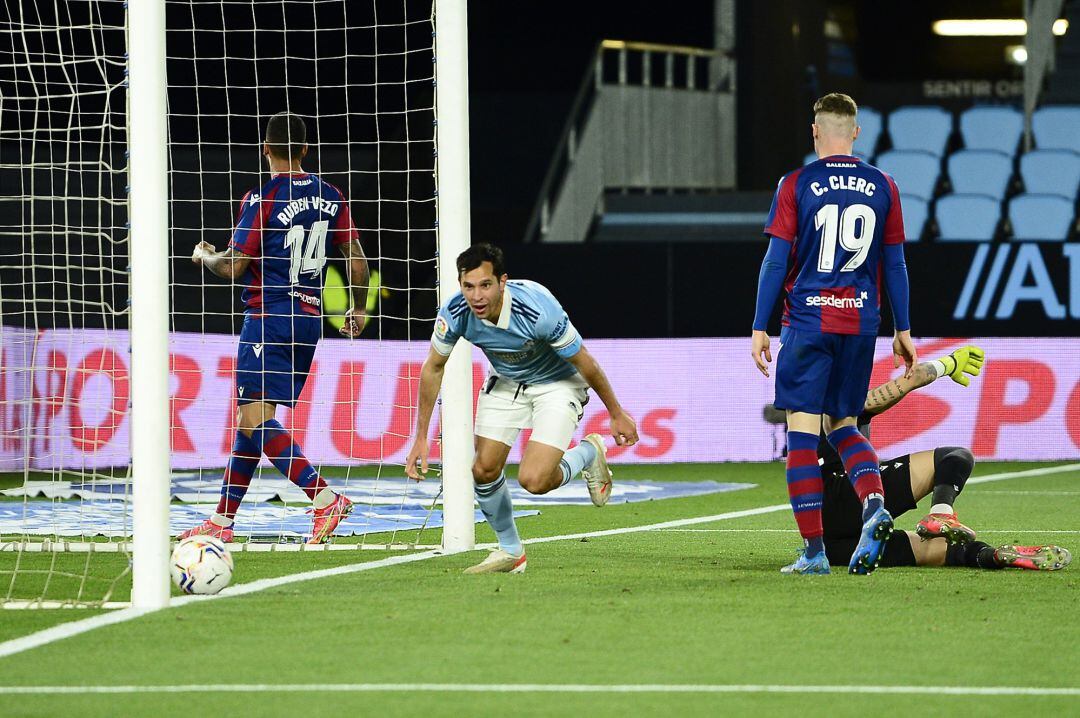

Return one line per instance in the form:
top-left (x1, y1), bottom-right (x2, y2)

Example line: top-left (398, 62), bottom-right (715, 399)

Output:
top-left (751, 93), bottom-right (917, 575)
top-left (179, 112), bottom-right (369, 544)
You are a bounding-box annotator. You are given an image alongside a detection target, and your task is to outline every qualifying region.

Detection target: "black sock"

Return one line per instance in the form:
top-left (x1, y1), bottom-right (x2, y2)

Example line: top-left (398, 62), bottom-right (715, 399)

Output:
top-left (945, 540), bottom-right (1002, 570)
top-left (932, 446), bottom-right (974, 508)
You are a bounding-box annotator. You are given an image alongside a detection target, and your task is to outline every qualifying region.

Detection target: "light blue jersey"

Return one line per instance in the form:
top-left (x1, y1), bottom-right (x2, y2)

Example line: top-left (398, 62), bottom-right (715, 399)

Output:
top-left (431, 280), bottom-right (583, 384)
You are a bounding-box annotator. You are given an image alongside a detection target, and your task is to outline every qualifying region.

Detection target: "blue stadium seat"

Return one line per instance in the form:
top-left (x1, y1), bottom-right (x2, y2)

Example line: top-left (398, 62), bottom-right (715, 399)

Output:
top-left (934, 194), bottom-right (1000, 241)
top-left (887, 106), bottom-right (953, 156)
top-left (1032, 106), bottom-right (1080, 152)
top-left (947, 150), bottom-right (1013, 199)
top-left (900, 194), bottom-right (927, 241)
top-left (1019, 149), bottom-right (1080, 199)
top-left (875, 150), bottom-right (940, 200)
top-left (1008, 194), bottom-right (1076, 241)
top-left (959, 106), bottom-right (1023, 153)
top-left (853, 107), bottom-right (882, 158)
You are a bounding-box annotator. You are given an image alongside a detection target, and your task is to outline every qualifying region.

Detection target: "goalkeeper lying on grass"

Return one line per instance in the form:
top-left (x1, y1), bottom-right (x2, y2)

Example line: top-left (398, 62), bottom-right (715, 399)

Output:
top-left (785, 345), bottom-right (1071, 572)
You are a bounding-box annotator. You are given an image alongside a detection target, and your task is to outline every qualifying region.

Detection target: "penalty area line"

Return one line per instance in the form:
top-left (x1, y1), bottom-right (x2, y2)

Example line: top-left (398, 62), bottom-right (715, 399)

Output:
top-left (0, 682), bottom-right (1077, 697)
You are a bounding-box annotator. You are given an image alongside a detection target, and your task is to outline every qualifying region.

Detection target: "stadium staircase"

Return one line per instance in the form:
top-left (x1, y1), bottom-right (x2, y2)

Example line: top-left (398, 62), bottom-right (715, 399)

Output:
top-left (523, 40), bottom-right (737, 244)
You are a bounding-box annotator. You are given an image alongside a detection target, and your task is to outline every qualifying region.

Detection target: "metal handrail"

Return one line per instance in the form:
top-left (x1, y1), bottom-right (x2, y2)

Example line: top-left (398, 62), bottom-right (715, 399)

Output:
top-left (522, 39), bottom-right (727, 243)
top-left (599, 39), bottom-right (720, 58)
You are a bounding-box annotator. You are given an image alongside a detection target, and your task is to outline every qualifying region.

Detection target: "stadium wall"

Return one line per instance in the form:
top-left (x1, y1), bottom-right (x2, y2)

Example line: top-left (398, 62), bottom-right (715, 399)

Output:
top-left (1, 330), bottom-right (1077, 468)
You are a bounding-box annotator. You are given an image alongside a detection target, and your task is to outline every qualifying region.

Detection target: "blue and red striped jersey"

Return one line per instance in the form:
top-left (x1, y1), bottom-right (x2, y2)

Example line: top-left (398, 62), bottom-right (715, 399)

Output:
top-left (228, 172), bottom-right (358, 317)
top-left (763, 155), bottom-right (906, 336)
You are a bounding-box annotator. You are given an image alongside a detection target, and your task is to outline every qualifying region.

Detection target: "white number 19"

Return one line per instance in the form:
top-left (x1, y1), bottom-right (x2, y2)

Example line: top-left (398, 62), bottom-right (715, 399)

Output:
top-left (814, 203), bottom-right (876, 273)
top-left (284, 220), bottom-right (329, 285)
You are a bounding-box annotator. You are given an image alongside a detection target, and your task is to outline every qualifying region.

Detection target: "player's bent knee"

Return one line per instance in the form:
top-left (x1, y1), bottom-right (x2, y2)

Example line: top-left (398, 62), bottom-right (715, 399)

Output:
top-left (471, 462), bottom-right (503, 485)
top-left (516, 467), bottom-right (557, 495)
top-left (934, 446), bottom-right (975, 486)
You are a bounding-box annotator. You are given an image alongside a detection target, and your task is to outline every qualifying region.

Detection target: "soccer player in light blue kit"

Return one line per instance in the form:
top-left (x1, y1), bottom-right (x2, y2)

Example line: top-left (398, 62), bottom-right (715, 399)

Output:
top-left (405, 243), bottom-right (639, 573)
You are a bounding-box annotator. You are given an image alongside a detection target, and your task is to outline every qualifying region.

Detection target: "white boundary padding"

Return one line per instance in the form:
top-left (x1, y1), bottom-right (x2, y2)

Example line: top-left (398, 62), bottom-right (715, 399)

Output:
top-left (127, 0), bottom-right (173, 609)
top-left (433, 0), bottom-right (475, 553)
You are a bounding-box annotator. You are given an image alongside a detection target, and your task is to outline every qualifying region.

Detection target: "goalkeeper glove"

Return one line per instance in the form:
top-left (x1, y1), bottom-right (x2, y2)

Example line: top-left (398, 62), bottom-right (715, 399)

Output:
top-left (935, 345), bottom-right (985, 387)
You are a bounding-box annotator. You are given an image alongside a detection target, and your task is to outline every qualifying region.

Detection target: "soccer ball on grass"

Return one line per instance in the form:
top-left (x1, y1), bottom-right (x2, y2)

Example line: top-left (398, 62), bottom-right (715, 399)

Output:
top-left (170, 535), bottom-right (234, 595)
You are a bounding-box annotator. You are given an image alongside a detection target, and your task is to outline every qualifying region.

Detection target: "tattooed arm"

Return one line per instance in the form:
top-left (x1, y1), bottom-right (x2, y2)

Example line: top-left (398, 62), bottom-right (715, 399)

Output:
top-left (862, 361), bottom-right (939, 417)
top-left (862, 345), bottom-right (986, 417)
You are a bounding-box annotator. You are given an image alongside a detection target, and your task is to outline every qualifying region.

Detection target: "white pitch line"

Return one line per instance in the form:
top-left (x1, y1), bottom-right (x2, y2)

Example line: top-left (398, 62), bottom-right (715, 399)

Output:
top-left (657, 528), bottom-right (1080, 534)
top-left (522, 503), bottom-right (791, 545)
top-left (0, 462), bottom-right (1075, 661)
top-left (0, 682), bottom-right (1077, 697)
top-left (967, 463), bottom-right (1080, 485)
top-left (973, 491), bottom-right (1080, 496)
top-left (0, 550), bottom-right (440, 659)
top-left (656, 528), bottom-right (798, 533)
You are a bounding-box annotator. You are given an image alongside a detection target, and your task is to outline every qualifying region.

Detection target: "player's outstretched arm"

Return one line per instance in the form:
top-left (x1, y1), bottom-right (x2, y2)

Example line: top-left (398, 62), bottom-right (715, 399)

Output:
top-left (192, 242), bottom-right (251, 280)
top-left (339, 239), bottom-right (370, 338)
top-left (405, 346), bottom-right (450, 480)
top-left (567, 345), bottom-right (638, 447)
top-left (863, 344), bottom-right (986, 416)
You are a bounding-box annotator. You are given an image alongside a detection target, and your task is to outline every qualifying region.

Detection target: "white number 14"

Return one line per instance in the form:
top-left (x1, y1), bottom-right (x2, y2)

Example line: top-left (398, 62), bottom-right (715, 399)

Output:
top-left (284, 220), bottom-right (328, 284)
top-left (814, 203), bottom-right (876, 272)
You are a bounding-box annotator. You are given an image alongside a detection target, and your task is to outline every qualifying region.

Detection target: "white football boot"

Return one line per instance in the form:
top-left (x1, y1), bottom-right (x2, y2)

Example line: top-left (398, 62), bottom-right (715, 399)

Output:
top-left (580, 433), bottom-right (613, 507)
top-left (464, 549), bottom-right (527, 574)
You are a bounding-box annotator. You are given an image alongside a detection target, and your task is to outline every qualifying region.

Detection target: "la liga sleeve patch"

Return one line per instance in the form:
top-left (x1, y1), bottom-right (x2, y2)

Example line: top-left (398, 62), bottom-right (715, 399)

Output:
top-left (434, 315), bottom-right (450, 340)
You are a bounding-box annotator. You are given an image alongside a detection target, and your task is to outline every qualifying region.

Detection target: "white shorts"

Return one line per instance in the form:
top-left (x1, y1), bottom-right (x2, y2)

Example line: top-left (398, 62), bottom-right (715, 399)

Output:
top-left (474, 374), bottom-right (589, 450)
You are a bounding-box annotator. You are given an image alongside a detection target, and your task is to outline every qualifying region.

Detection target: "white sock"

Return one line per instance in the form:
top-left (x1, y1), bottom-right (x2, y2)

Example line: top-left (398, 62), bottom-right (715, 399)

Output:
top-left (210, 513), bottom-right (234, 528)
top-left (312, 488), bottom-right (336, 510)
top-left (930, 503), bottom-right (953, 515)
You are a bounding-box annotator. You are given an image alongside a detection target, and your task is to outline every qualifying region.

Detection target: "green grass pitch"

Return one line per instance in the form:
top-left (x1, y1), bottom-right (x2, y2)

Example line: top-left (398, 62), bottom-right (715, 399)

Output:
top-left (1, 461), bottom-right (1078, 717)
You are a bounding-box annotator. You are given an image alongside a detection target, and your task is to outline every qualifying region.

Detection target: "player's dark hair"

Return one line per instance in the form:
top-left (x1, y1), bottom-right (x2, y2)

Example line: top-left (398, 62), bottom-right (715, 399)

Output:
top-left (265, 112), bottom-right (307, 161)
top-left (456, 243), bottom-right (505, 278)
top-left (813, 92), bottom-right (858, 118)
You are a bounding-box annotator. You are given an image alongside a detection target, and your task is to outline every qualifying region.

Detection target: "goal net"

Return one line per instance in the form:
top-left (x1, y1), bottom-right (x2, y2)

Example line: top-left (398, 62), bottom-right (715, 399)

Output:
top-left (1, 0), bottom-right (472, 609)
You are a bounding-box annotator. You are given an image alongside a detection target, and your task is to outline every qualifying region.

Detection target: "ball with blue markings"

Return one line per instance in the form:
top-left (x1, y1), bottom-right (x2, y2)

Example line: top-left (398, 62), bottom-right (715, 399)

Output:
top-left (170, 535), bottom-right (234, 595)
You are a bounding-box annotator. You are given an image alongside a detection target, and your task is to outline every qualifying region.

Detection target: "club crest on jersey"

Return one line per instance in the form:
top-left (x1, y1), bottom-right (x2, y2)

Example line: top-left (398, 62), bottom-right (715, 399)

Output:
top-left (488, 340), bottom-right (537, 364)
top-left (434, 315), bottom-right (450, 340)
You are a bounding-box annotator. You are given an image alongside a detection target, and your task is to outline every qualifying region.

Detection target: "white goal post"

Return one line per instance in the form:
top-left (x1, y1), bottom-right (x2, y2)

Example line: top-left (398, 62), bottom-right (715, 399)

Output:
top-left (122, 0), bottom-right (478, 603)
top-left (432, 0), bottom-right (476, 554)
top-left (128, 0), bottom-right (173, 610)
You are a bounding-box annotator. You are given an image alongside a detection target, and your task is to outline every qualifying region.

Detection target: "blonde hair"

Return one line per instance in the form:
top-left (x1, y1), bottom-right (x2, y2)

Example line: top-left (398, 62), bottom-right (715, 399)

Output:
top-left (813, 93), bottom-right (857, 136)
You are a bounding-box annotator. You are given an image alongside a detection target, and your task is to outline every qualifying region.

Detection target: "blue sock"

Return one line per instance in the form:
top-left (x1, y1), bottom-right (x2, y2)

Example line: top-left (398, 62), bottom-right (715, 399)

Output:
top-left (826, 425), bottom-right (885, 523)
top-left (559, 440), bottom-right (597, 487)
top-left (786, 430), bottom-right (825, 558)
top-left (474, 474), bottom-right (523, 556)
top-left (805, 537), bottom-right (826, 559)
